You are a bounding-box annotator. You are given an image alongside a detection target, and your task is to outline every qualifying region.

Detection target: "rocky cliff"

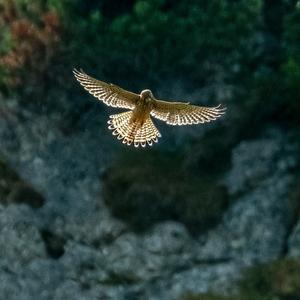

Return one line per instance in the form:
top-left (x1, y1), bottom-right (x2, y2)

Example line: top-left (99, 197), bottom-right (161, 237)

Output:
top-left (0, 97), bottom-right (299, 300)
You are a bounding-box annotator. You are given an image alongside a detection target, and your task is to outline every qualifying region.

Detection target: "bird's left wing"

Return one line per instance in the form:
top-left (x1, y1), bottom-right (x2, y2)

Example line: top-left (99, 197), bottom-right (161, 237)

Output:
top-left (151, 99), bottom-right (226, 125)
top-left (73, 69), bottom-right (139, 109)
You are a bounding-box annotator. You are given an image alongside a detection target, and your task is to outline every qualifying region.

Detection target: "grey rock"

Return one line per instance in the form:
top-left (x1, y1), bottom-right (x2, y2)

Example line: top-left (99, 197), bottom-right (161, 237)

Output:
top-left (53, 280), bottom-right (86, 300)
top-left (11, 259), bottom-right (65, 300)
top-left (54, 280), bottom-right (98, 300)
top-left (143, 222), bottom-right (192, 254)
top-left (26, 258), bottom-right (65, 289)
top-left (199, 176), bottom-right (293, 264)
top-left (148, 262), bottom-right (242, 300)
top-left (102, 222), bottom-right (195, 284)
top-left (60, 241), bottom-right (109, 285)
top-left (226, 129), bottom-right (296, 196)
top-left (50, 210), bottom-right (126, 247)
top-left (0, 101), bottom-right (298, 300)
top-left (0, 271), bottom-right (22, 300)
top-left (104, 232), bottom-right (151, 282)
top-left (0, 204), bottom-right (46, 273)
top-left (199, 131), bottom-right (296, 264)
top-left (88, 284), bottom-right (128, 300)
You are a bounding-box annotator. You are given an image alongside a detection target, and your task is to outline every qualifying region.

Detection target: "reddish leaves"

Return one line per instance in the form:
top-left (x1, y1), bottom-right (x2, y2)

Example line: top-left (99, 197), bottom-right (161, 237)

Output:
top-left (0, 1), bottom-right (61, 88)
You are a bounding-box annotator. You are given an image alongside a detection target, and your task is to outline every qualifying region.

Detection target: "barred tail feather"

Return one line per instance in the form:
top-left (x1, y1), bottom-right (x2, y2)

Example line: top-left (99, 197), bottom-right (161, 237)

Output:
top-left (107, 111), bottom-right (161, 147)
top-left (133, 117), bottom-right (161, 147)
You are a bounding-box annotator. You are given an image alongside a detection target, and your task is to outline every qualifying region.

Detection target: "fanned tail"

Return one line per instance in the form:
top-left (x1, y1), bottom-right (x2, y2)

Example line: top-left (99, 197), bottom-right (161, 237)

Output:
top-left (132, 117), bottom-right (161, 147)
top-left (107, 111), bottom-right (161, 147)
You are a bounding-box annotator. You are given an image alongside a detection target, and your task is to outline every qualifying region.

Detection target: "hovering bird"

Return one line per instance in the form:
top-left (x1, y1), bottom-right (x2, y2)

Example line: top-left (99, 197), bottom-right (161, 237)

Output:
top-left (73, 69), bottom-right (226, 147)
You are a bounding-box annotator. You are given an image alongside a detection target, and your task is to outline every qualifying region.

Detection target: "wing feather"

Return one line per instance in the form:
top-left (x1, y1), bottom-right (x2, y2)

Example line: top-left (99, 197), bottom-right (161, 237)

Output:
top-left (151, 99), bottom-right (226, 125)
top-left (73, 69), bottom-right (139, 109)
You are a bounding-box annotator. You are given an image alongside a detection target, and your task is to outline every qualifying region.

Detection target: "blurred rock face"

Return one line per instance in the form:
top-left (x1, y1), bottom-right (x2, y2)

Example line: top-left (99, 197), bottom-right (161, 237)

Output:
top-left (0, 99), bottom-right (299, 300)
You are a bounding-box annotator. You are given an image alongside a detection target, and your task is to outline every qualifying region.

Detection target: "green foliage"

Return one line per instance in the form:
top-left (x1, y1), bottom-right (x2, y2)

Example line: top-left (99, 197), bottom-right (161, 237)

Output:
top-left (0, 28), bottom-right (14, 55)
top-left (184, 257), bottom-right (300, 300)
top-left (102, 149), bottom-right (228, 235)
top-left (240, 258), bottom-right (300, 299)
top-left (41, 0), bottom-right (262, 89)
top-left (232, 0), bottom-right (300, 129)
top-left (281, 5), bottom-right (300, 122)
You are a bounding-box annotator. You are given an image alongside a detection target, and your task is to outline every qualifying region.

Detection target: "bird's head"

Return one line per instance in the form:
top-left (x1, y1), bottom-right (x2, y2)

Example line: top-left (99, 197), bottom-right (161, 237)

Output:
top-left (140, 89), bottom-right (153, 100)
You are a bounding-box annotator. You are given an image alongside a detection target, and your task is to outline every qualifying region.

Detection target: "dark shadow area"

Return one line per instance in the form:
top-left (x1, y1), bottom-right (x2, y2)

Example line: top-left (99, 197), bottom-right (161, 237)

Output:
top-left (40, 229), bottom-right (65, 259)
top-left (103, 148), bottom-right (229, 235)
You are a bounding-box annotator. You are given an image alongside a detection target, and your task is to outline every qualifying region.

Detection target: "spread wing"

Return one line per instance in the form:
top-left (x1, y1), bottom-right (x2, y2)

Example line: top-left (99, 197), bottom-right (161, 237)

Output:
top-left (73, 69), bottom-right (139, 109)
top-left (151, 99), bottom-right (226, 125)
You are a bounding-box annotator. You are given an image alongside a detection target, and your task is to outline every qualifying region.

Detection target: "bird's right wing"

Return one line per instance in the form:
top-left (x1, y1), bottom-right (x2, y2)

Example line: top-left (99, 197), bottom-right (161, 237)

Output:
top-left (73, 69), bottom-right (139, 109)
top-left (151, 99), bottom-right (226, 125)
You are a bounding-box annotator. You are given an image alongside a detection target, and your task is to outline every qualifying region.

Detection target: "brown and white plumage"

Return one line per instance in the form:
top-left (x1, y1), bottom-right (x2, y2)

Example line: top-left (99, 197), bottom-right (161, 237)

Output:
top-left (73, 69), bottom-right (138, 109)
top-left (107, 111), bottom-right (161, 147)
top-left (73, 69), bottom-right (226, 147)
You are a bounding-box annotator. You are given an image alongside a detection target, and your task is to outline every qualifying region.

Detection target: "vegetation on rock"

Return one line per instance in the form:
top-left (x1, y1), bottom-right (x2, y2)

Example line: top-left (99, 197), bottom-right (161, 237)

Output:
top-left (184, 257), bottom-right (300, 300)
top-left (103, 149), bottom-right (228, 234)
top-left (0, 158), bottom-right (44, 208)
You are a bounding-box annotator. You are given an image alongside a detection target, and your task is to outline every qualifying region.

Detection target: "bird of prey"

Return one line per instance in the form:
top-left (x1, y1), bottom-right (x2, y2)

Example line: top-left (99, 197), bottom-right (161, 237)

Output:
top-left (73, 69), bottom-right (226, 147)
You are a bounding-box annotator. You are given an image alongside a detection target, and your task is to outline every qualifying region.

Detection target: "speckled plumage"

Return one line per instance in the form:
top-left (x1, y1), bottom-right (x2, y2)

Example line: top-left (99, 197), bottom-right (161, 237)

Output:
top-left (73, 69), bottom-right (226, 147)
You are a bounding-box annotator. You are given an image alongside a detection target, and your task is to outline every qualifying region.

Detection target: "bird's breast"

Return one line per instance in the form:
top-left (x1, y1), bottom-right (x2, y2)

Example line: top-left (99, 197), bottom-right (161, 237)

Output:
top-left (131, 103), bottom-right (151, 126)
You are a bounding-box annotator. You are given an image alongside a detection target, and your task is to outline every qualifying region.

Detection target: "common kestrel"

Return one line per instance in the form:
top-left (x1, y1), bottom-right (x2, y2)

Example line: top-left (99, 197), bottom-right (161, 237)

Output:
top-left (73, 69), bottom-right (226, 147)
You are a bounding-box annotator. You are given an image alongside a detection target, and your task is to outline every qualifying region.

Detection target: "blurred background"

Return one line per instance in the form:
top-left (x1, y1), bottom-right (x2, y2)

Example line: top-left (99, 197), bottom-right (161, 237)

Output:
top-left (0, 0), bottom-right (300, 299)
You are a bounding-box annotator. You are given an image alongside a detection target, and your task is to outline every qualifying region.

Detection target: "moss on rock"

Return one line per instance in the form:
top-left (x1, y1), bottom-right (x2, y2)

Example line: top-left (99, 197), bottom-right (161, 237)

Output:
top-left (102, 149), bottom-right (228, 235)
top-left (239, 257), bottom-right (300, 299)
top-left (0, 157), bottom-right (45, 208)
top-left (0, 157), bottom-right (20, 199)
top-left (184, 257), bottom-right (300, 300)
